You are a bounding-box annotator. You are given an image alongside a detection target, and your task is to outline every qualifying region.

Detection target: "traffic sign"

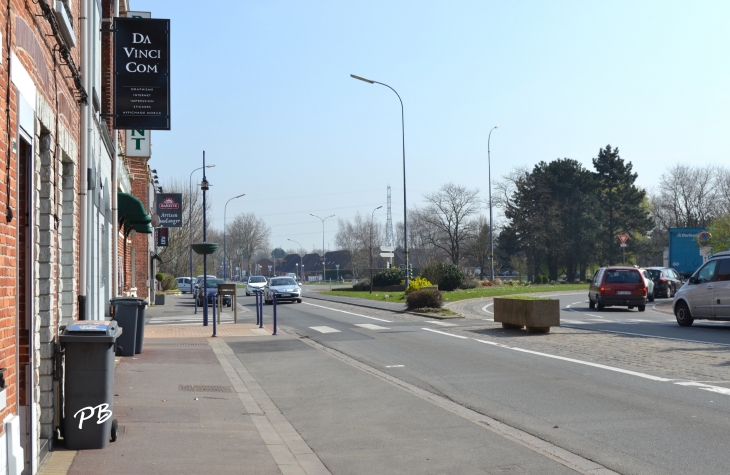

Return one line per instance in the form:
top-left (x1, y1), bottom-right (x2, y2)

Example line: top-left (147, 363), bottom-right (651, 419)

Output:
top-left (380, 246), bottom-right (395, 252)
top-left (380, 252), bottom-right (394, 258)
top-left (620, 243), bottom-right (627, 248)
top-left (618, 234), bottom-right (629, 244)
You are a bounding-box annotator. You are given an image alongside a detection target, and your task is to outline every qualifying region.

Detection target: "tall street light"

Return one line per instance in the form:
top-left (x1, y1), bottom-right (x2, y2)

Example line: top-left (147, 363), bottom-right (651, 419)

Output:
top-left (287, 238), bottom-right (304, 281)
top-left (487, 124), bottom-right (500, 282)
top-left (369, 205), bottom-right (383, 293)
top-left (223, 193), bottom-right (245, 281)
top-left (201, 152), bottom-right (211, 328)
top-left (350, 74), bottom-right (410, 286)
top-left (189, 163), bottom-right (215, 292)
top-left (311, 213), bottom-right (335, 281)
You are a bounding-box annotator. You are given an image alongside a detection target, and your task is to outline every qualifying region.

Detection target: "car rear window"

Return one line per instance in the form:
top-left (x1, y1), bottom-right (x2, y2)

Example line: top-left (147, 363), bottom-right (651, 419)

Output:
top-left (646, 269), bottom-right (661, 280)
top-left (249, 277), bottom-right (266, 283)
top-left (604, 270), bottom-right (642, 284)
top-left (271, 278), bottom-right (296, 286)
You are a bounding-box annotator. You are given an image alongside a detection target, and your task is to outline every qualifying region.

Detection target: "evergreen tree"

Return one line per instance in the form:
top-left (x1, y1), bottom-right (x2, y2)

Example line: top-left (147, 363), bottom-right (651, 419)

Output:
top-left (592, 145), bottom-right (653, 265)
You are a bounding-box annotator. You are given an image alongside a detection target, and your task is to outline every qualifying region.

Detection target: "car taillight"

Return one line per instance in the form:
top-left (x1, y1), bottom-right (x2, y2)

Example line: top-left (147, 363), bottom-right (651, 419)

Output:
top-left (600, 286), bottom-right (605, 295)
top-left (660, 278), bottom-right (667, 282)
top-left (642, 286), bottom-right (647, 295)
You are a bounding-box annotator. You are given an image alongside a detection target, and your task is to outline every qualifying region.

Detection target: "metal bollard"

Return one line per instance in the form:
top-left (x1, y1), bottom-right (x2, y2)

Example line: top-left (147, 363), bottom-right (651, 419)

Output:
top-left (194, 289), bottom-right (198, 314)
top-left (273, 293), bottom-right (278, 335)
top-left (259, 291), bottom-right (264, 329)
top-left (212, 293), bottom-right (217, 337)
top-left (255, 291), bottom-right (260, 326)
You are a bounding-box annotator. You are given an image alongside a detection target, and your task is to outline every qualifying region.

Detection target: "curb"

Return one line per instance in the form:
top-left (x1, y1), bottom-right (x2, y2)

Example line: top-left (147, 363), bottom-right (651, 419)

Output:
top-left (304, 292), bottom-right (462, 320)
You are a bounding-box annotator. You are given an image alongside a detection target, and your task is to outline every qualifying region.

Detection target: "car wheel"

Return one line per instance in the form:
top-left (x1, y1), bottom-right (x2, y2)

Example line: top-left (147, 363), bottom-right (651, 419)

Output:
top-left (666, 286), bottom-right (673, 299)
top-left (675, 301), bottom-right (694, 327)
top-left (589, 297), bottom-right (595, 309)
top-left (648, 292), bottom-right (655, 303)
top-left (638, 305), bottom-right (646, 312)
top-left (597, 301), bottom-right (605, 309)
top-left (246, 291), bottom-right (250, 296)
top-left (297, 299), bottom-right (302, 303)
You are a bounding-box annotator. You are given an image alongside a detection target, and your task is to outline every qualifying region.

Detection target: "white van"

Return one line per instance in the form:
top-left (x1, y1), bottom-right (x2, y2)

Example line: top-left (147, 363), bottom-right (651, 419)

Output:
top-left (176, 277), bottom-right (194, 294)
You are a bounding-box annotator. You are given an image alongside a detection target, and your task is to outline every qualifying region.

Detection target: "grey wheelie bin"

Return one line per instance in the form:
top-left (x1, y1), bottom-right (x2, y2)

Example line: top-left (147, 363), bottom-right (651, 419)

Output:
top-left (59, 321), bottom-right (121, 450)
top-left (111, 297), bottom-right (149, 354)
top-left (110, 298), bottom-right (137, 356)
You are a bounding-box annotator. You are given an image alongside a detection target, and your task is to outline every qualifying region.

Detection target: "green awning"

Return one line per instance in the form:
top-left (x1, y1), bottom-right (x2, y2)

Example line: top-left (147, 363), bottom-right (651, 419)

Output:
top-left (118, 192), bottom-right (151, 227)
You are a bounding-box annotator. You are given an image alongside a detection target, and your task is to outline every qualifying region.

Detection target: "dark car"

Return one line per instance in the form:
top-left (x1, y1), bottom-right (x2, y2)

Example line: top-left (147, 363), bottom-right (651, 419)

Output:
top-left (645, 267), bottom-right (683, 298)
top-left (589, 266), bottom-right (648, 311)
top-left (196, 278), bottom-right (232, 307)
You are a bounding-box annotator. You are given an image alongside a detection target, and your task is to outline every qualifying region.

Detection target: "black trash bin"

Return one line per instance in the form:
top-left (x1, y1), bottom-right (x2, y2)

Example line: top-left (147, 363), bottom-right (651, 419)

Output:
top-left (60, 320), bottom-right (121, 450)
top-left (111, 298), bottom-right (137, 356)
top-left (111, 297), bottom-right (149, 354)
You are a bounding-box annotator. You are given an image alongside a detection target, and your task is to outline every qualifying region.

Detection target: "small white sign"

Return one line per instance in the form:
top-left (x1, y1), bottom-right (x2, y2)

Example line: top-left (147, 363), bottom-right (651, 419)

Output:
top-left (620, 243), bottom-right (627, 248)
top-left (127, 11), bottom-right (152, 18)
top-left (380, 252), bottom-right (394, 258)
top-left (380, 246), bottom-right (395, 252)
top-left (700, 247), bottom-right (712, 256)
top-left (126, 130), bottom-right (151, 157)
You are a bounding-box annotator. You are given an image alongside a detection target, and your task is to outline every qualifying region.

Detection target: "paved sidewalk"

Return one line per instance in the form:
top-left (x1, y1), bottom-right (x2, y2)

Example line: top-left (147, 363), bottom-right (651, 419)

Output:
top-left (40, 297), bottom-right (329, 475)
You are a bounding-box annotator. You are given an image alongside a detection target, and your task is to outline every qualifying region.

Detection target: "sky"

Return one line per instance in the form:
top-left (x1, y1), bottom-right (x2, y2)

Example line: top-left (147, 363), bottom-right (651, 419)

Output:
top-left (139, 0), bottom-right (730, 254)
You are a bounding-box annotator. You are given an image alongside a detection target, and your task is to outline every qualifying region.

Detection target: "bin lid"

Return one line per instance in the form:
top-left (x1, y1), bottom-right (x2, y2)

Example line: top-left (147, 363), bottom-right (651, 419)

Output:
top-left (60, 320), bottom-right (122, 343)
top-left (111, 297), bottom-right (149, 307)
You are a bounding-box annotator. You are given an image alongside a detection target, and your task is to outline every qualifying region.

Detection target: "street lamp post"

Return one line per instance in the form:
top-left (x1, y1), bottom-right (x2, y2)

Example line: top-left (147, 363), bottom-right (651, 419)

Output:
top-left (311, 213), bottom-right (335, 281)
top-left (487, 124), bottom-right (500, 282)
top-left (189, 163), bottom-right (215, 292)
top-left (287, 238), bottom-right (304, 281)
top-left (201, 152), bottom-right (211, 328)
top-left (369, 205), bottom-right (383, 293)
top-left (350, 74), bottom-right (410, 287)
top-left (223, 193), bottom-right (245, 281)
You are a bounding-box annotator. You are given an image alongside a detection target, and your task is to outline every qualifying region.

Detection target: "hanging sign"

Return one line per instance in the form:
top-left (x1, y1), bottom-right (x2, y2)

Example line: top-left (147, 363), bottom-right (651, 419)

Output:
top-left (155, 193), bottom-right (183, 227)
top-left (125, 129), bottom-right (151, 157)
top-left (156, 227), bottom-right (168, 246)
top-left (114, 17), bottom-right (170, 130)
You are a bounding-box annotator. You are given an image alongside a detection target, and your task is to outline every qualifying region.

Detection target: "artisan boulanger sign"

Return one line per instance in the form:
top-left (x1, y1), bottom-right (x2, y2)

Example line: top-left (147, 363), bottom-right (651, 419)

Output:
top-left (114, 17), bottom-right (170, 130)
top-left (156, 193), bottom-right (182, 227)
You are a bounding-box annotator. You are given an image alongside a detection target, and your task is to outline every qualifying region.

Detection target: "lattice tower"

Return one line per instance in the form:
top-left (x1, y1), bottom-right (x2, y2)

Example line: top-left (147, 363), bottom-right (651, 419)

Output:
top-left (385, 184), bottom-right (395, 247)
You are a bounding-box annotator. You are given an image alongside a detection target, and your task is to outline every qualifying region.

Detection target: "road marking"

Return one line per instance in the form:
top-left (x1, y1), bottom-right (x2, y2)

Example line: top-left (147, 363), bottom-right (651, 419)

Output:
top-left (385, 365), bottom-right (404, 368)
top-left (425, 321), bottom-right (458, 327)
top-left (558, 325), bottom-right (730, 347)
top-left (472, 338), bottom-right (673, 382)
top-left (422, 328), bottom-right (469, 339)
top-left (309, 326), bottom-right (340, 334)
top-left (675, 382), bottom-right (730, 396)
top-left (354, 324), bottom-right (390, 330)
top-left (560, 320), bottom-right (586, 324)
top-left (302, 302), bottom-right (392, 322)
top-left (481, 303), bottom-right (494, 314)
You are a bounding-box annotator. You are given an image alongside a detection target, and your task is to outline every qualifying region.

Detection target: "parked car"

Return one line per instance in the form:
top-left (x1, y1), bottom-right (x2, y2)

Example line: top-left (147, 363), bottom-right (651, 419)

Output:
top-left (245, 276), bottom-right (267, 296)
top-left (264, 277), bottom-right (302, 304)
top-left (645, 267), bottom-right (683, 298)
top-left (638, 268), bottom-right (655, 302)
top-left (673, 251), bottom-right (730, 326)
top-left (588, 266), bottom-right (648, 311)
top-left (193, 275), bottom-right (217, 300)
top-left (196, 278), bottom-right (232, 307)
top-left (176, 277), bottom-right (194, 294)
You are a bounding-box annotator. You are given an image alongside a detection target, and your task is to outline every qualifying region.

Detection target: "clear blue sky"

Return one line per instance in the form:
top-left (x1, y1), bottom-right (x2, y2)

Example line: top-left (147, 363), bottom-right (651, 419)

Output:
top-left (141, 0), bottom-right (730, 253)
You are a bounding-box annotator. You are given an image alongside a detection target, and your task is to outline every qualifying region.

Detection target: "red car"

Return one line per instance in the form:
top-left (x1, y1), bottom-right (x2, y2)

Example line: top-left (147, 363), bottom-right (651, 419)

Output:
top-left (588, 266), bottom-right (648, 311)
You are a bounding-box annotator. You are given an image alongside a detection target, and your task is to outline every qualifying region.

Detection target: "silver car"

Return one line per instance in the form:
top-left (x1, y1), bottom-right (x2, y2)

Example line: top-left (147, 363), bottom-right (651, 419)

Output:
top-left (245, 275), bottom-right (267, 296)
top-left (673, 251), bottom-right (730, 326)
top-left (264, 277), bottom-right (302, 304)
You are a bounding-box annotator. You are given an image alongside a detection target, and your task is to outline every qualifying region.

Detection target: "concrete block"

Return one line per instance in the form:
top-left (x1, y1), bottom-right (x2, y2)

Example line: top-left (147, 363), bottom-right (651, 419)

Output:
top-left (39, 375), bottom-right (53, 393)
top-left (38, 311), bottom-right (52, 327)
top-left (493, 298), bottom-right (560, 333)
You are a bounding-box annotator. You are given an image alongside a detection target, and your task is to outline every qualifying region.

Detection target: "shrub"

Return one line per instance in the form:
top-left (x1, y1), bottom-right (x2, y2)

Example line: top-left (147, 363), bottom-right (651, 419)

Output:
top-left (458, 279), bottom-right (479, 290)
top-left (373, 268), bottom-right (404, 287)
top-left (155, 272), bottom-right (164, 282)
top-left (352, 279), bottom-right (370, 291)
top-left (162, 274), bottom-right (177, 291)
top-left (481, 280), bottom-right (493, 287)
top-left (493, 278), bottom-right (503, 286)
top-left (421, 262), bottom-right (465, 291)
top-left (406, 289), bottom-right (443, 310)
top-left (407, 276), bottom-right (433, 292)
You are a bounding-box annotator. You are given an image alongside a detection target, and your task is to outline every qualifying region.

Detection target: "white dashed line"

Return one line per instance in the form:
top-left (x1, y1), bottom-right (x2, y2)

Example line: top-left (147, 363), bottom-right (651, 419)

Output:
top-left (303, 302), bottom-right (392, 322)
top-left (385, 365), bottom-right (404, 368)
top-left (422, 328), bottom-right (469, 339)
top-left (354, 324), bottom-right (390, 330)
top-left (425, 321), bottom-right (458, 327)
top-left (675, 382), bottom-right (730, 396)
top-left (309, 326), bottom-right (340, 334)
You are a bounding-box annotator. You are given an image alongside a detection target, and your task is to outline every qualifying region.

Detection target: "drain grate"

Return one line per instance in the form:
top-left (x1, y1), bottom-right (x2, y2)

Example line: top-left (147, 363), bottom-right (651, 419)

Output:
top-left (178, 385), bottom-right (233, 393)
top-left (179, 343), bottom-right (208, 347)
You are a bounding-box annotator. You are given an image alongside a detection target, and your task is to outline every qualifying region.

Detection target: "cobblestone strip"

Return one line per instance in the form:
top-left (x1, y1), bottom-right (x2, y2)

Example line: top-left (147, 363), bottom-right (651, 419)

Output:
top-left (208, 338), bottom-right (331, 475)
top-left (37, 450), bottom-right (76, 475)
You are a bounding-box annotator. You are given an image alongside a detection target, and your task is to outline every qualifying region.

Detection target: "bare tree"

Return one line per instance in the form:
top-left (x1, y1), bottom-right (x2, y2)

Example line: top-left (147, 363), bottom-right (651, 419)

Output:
top-left (158, 178), bottom-right (213, 278)
top-left (649, 164), bottom-right (722, 242)
top-left (226, 212), bottom-right (271, 277)
top-left (419, 183), bottom-right (481, 264)
top-left (335, 213), bottom-right (382, 278)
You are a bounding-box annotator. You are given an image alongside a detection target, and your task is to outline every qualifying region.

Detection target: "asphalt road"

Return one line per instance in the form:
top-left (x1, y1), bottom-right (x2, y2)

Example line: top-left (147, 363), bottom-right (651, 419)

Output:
top-left (226, 290), bottom-right (730, 475)
top-left (475, 293), bottom-right (730, 347)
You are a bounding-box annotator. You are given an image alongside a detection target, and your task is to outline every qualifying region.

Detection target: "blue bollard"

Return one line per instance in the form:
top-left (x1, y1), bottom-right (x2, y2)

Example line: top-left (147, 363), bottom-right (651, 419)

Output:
top-left (259, 291), bottom-right (264, 329)
top-left (273, 293), bottom-right (278, 336)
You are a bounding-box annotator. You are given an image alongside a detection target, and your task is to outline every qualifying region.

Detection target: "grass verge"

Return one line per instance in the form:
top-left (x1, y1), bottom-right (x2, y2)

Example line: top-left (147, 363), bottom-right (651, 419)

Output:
top-left (321, 283), bottom-right (588, 303)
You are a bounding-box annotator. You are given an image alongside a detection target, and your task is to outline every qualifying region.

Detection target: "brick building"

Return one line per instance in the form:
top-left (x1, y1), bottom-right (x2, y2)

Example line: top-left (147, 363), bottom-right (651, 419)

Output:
top-left (0, 0), bottom-right (156, 473)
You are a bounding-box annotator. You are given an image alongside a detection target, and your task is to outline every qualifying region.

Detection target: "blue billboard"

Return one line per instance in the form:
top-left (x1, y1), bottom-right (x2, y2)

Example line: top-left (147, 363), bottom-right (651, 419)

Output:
top-left (668, 227), bottom-right (705, 276)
